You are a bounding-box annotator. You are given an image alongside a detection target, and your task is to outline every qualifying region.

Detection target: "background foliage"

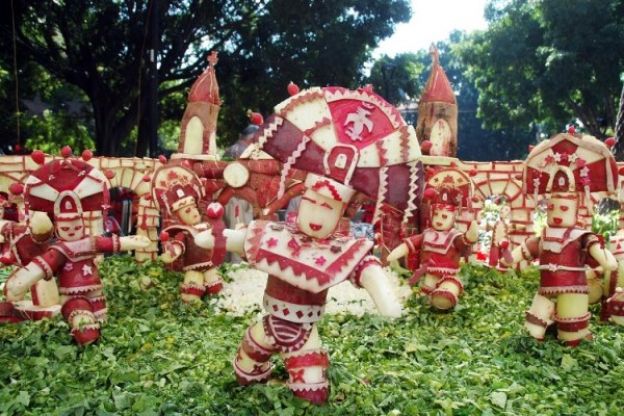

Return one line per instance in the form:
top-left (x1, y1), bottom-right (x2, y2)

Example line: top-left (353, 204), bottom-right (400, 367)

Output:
top-left (1, 257), bottom-right (624, 415)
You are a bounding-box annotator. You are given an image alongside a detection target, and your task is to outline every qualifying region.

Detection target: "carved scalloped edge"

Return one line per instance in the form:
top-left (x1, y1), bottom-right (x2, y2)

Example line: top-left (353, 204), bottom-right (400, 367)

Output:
top-left (398, 126), bottom-right (411, 163)
top-left (59, 284), bottom-right (103, 295)
top-left (278, 135), bottom-right (310, 198)
top-left (322, 87), bottom-right (403, 129)
top-left (244, 221), bottom-right (266, 264)
top-left (403, 161), bottom-right (421, 225)
top-left (287, 381), bottom-right (330, 392)
top-left (372, 166), bottom-right (389, 226)
top-left (276, 89), bottom-right (326, 119)
top-left (255, 116), bottom-right (284, 153)
top-left (303, 117), bottom-right (332, 137)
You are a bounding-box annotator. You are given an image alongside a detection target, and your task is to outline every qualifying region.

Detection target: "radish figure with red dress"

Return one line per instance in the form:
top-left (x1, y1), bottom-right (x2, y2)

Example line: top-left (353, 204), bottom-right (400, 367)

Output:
top-left (504, 167), bottom-right (616, 346)
top-left (152, 165), bottom-right (225, 303)
top-left (3, 148), bottom-right (150, 345)
top-left (193, 85), bottom-right (421, 404)
top-left (387, 168), bottom-right (478, 310)
top-left (502, 130), bottom-right (620, 345)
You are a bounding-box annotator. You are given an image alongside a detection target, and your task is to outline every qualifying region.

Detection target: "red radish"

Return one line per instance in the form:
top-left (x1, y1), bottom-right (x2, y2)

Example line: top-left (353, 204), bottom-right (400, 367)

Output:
top-left (247, 110), bottom-right (263, 126)
top-left (61, 145), bottom-right (73, 158)
top-left (104, 169), bottom-right (115, 179)
top-left (9, 183), bottom-right (24, 195)
top-left (469, 169), bottom-right (478, 177)
top-left (605, 137), bottom-right (616, 148)
top-left (423, 188), bottom-right (437, 200)
top-left (82, 149), bottom-right (93, 161)
top-left (160, 231), bottom-right (170, 242)
top-left (142, 174), bottom-right (151, 182)
top-left (159, 155), bottom-right (167, 164)
top-left (421, 140), bottom-right (432, 154)
top-left (287, 81), bottom-right (300, 96)
top-left (567, 125), bottom-right (576, 135)
top-left (206, 202), bottom-right (224, 219)
top-left (31, 150), bottom-right (46, 165)
top-left (500, 240), bottom-right (510, 249)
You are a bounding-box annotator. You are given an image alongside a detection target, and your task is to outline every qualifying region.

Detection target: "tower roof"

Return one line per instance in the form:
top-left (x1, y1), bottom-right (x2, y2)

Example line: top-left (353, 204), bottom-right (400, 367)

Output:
top-left (420, 45), bottom-right (456, 105)
top-left (188, 51), bottom-right (221, 105)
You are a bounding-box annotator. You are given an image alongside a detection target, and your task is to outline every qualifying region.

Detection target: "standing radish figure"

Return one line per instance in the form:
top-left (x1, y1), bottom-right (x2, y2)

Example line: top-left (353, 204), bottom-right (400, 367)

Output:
top-left (193, 85), bottom-right (423, 404)
top-left (4, 148), bottom-right (150, 345)
top-left (387, 168), bottom-right (478, 310)
top-left (503, 167), bottom-right (616, 345)
top-left (152, 165), bottom-right (225, 302)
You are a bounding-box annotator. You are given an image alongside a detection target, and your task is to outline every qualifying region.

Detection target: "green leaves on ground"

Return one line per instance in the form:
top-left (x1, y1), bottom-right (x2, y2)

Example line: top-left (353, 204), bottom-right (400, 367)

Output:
top-left (1, 257), bottom-right (624, 415)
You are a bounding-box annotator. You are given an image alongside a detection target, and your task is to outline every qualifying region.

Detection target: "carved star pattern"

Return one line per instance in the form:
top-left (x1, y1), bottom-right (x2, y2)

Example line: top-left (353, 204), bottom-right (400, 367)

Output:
top-left (442, 175), bottom-right (455, 184)
top-left (82, 264), bottom-right (93, 276)
top-left (290, 369), bottom-right (305, 383)
top-left (315, 256), bottom-right (327, 266)
top-left (266, 237), bottom-right (278, 248)
top-left (567, 153), bottom-right (579, 163)
top-left (288, 238), bottom-right (301, 256)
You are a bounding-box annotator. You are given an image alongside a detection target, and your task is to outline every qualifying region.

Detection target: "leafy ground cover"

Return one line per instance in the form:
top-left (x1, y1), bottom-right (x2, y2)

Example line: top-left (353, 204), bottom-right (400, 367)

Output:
top-left (1, 256), bottom-right (624, 415)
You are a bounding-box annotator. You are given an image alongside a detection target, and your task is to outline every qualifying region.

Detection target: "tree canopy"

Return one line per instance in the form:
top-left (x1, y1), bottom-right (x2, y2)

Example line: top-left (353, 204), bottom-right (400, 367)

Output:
top-left (367, 33), bottom-right (536, 161)
top-left (1, 0), bottom-right (411, 156)
top-left (458, 0), bottom-right (624, 141)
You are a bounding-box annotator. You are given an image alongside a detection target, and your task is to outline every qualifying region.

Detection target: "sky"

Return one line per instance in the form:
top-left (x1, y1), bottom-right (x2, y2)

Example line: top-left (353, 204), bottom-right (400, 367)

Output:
top-left (373, 0), bottom-right (490, 58)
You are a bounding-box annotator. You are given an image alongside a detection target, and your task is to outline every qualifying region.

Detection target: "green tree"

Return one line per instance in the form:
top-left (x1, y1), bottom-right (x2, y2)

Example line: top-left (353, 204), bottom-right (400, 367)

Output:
top-left (367, 53), bottom-right (425, 105)
top-left (1, 0), bottom-right (410, 156)
top-left (459, 0), bottom-right (624, 142)
top-left (367, 33), bottom-right (535, 161)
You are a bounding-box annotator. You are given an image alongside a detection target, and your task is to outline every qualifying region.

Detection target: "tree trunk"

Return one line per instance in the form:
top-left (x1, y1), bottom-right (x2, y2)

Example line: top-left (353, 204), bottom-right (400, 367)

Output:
top-left (92, 95), bottom-right (138, 156)
top-left (614, 83), bottom-right (624, 161)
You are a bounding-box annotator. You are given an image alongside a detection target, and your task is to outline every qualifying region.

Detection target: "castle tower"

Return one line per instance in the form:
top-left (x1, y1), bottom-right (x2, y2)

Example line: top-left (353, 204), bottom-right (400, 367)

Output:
top-left (416, 45), bottom-right (458, 157)
top-left (174, 51), bottom-right (221, 160)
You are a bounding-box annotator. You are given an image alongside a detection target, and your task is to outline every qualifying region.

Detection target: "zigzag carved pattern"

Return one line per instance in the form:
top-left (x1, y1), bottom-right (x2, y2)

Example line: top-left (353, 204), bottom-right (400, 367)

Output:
top-left (373, 166), bottom-right (389, 226)
top-left (256, 117), bottom-right (284, 151)
top-left (398, 126), bottom-right (411, 163)
top-left (403, 161), bottom-right (422, 225)
top-left (303, 117), bottom-right (332, 137)
top-left (244, 220), bottom-right (267, 264)
top-left (278, 135), bottom-right (310, 198)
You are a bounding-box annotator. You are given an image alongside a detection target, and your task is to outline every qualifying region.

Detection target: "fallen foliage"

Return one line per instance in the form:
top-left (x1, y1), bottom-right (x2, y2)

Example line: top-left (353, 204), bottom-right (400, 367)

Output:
top-left (1, 256), bottom-right (623, 415)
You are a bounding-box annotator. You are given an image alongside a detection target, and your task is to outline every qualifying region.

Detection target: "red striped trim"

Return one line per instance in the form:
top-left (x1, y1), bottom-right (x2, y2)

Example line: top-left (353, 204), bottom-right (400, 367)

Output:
top-left (284, 351), bottom-right (329, 369)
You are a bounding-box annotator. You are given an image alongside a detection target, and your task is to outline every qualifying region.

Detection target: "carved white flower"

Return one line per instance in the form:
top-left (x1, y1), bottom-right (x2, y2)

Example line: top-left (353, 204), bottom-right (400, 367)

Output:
top-left (82, 264), bottom-right (93, 276)
top-left (553, 152), bottom-right (562, 162)
top-left (567, 153), bottom-right (579, 163)
top-left (580, 167), bottom-right (590, 177)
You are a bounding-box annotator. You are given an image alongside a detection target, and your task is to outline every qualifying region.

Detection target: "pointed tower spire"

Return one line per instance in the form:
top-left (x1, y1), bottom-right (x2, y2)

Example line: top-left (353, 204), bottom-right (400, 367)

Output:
top-left (420, 45), bottom-right (456, 105)
top-left (188, 51), bottom-right (221, 105)
top-left (175, 51), bottom-right (221, 159)
top-left (415, 45), bottom-right (459, 157)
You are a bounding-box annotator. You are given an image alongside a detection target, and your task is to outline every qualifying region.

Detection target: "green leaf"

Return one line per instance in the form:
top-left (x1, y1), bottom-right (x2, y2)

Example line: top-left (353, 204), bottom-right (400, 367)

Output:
top-left (17, 391), bottom-right (30, 407)
top-left (490, 391), bottom-right (507, 409)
